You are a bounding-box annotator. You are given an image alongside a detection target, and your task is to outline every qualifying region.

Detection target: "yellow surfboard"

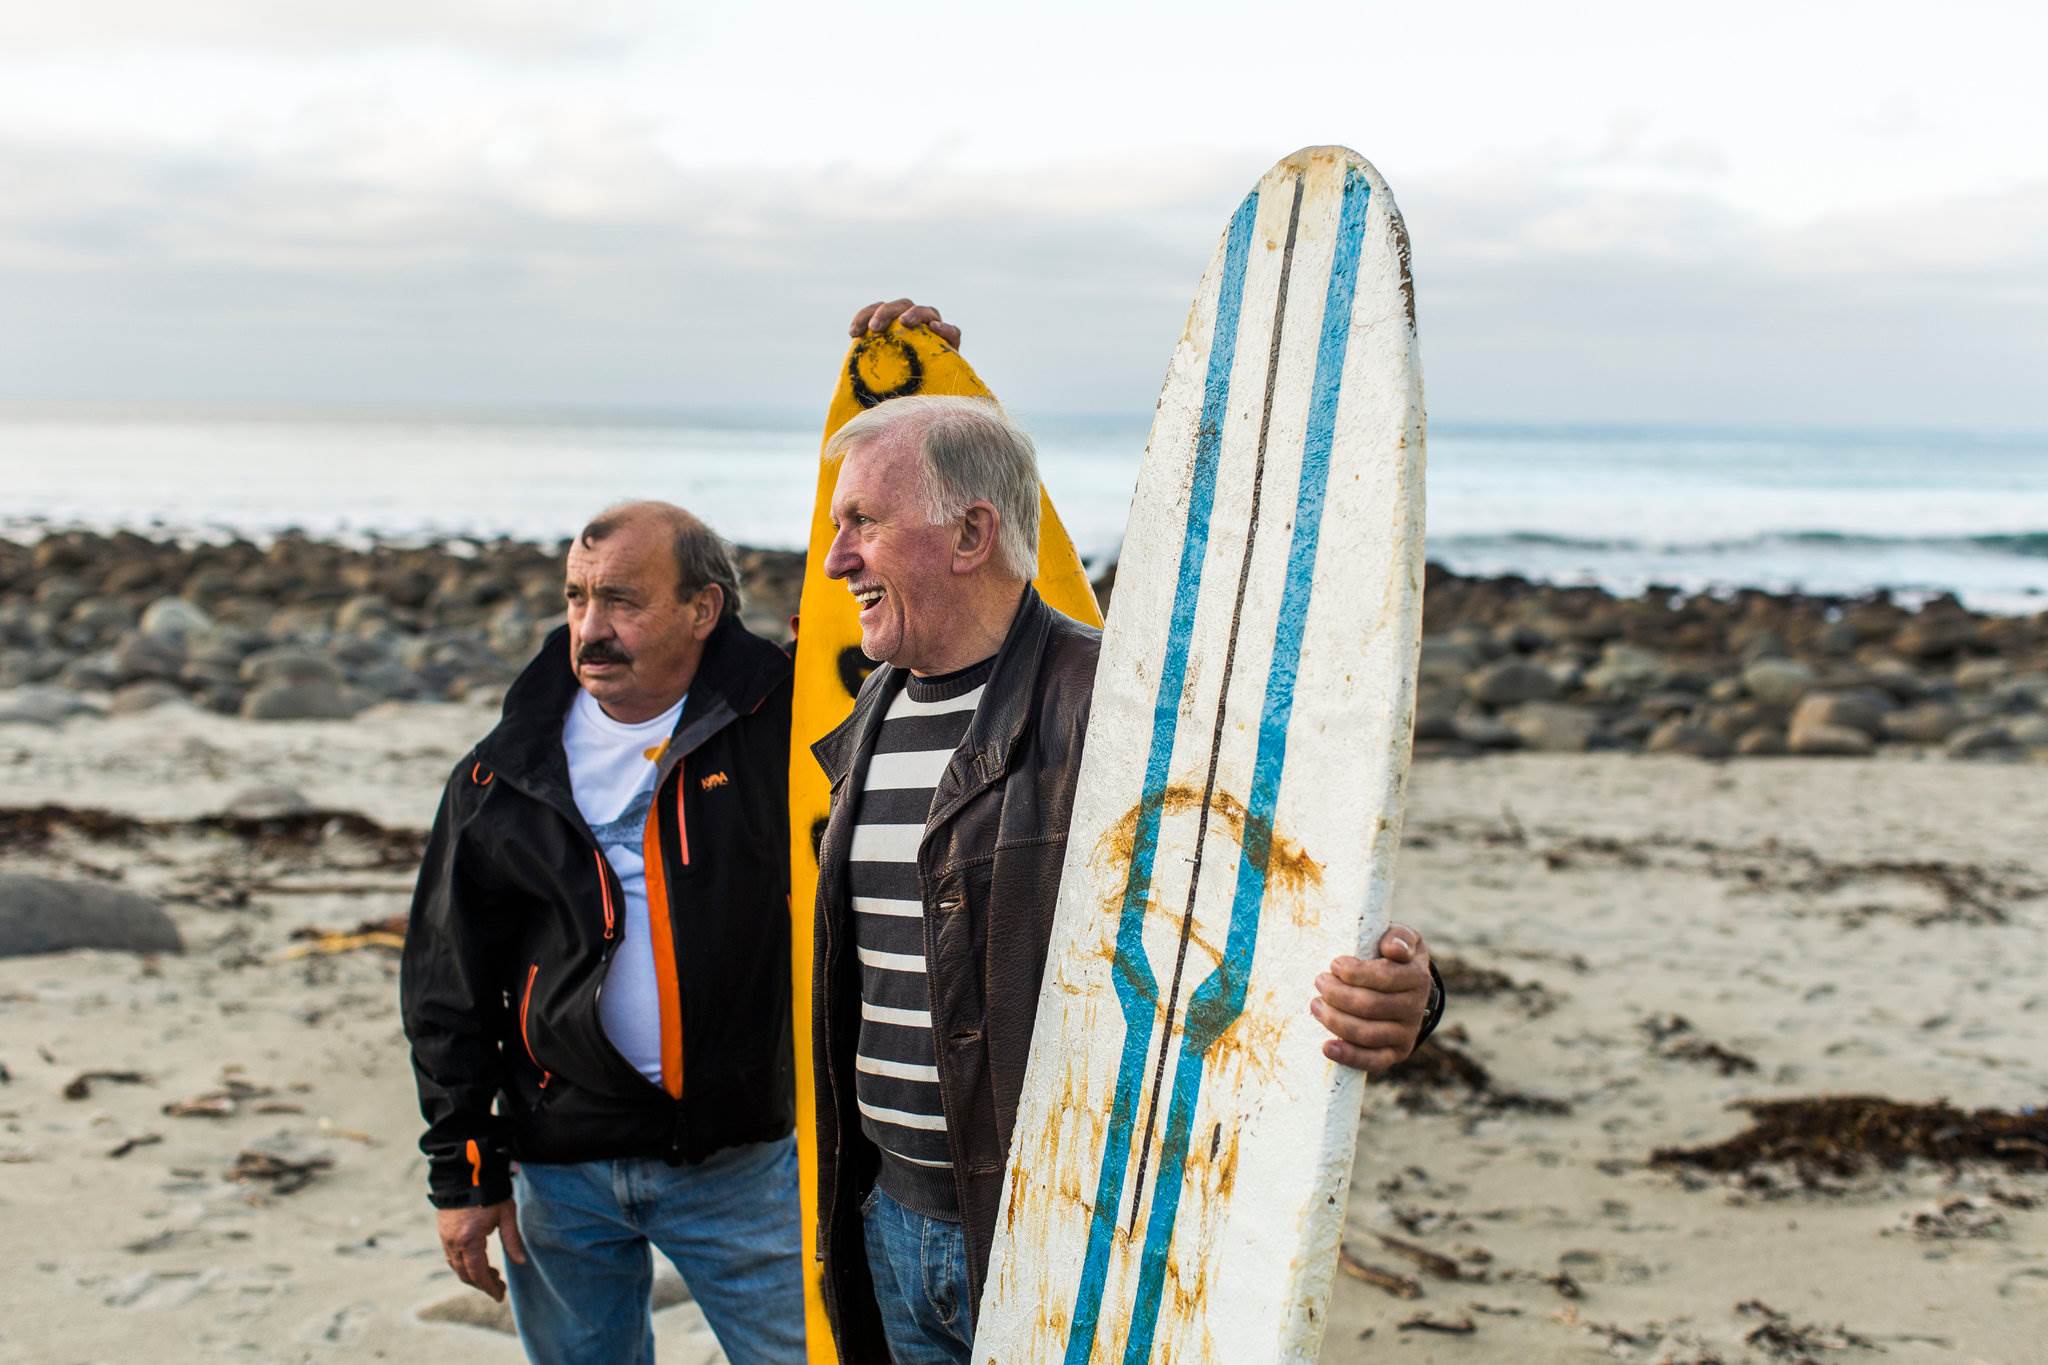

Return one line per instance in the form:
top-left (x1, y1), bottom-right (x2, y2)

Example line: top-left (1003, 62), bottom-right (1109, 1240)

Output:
top-left (787, 324), bottom-right (1103, 1359)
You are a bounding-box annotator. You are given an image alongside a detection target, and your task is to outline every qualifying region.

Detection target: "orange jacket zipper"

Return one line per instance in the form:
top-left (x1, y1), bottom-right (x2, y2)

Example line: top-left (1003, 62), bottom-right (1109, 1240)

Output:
top-left (520, 963), bottom-right (552, 1088)
top-left (593, 849), bottom-right (615, 939)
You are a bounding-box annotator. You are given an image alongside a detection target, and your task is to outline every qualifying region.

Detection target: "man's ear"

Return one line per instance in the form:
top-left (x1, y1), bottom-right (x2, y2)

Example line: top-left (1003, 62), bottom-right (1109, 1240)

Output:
top-left (690, 585), bottom-right (723, 640)
top-left (953, 502), bottom-right (1000, 575)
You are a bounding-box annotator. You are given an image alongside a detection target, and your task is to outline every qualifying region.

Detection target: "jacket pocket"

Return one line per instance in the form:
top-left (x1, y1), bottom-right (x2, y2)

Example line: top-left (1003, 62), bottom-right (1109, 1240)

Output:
top-left (519, 962), bottom-right (553, 1089)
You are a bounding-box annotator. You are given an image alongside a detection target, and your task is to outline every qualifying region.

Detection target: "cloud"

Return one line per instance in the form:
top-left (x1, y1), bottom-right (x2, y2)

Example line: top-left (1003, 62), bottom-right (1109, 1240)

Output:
top-left (0, 120), bottom-right (2040, 430)
top-left (0, 0), bottom-right (655, 57)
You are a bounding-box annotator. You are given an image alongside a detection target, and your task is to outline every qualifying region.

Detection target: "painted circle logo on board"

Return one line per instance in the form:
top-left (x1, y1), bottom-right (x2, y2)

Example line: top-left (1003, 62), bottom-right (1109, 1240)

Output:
top-left (847, 334), bottom-right (924, 409)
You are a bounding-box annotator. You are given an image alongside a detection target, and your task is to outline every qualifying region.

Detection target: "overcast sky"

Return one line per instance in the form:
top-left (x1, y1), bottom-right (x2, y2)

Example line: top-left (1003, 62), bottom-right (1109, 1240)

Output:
top-left (1, 1), bottom-right (2042, 429)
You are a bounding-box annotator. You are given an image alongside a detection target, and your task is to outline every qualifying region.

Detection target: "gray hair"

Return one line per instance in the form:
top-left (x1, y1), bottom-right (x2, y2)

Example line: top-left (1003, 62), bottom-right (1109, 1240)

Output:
top-left (826, 395), bottom-right (1040, 580)
top-left (578, 501), bottom-right (743, 622)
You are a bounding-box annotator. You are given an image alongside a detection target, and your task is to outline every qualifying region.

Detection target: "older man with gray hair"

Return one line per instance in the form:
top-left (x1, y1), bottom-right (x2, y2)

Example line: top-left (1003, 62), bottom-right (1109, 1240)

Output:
top-left (807, 330), bottom-right (1444, 1364)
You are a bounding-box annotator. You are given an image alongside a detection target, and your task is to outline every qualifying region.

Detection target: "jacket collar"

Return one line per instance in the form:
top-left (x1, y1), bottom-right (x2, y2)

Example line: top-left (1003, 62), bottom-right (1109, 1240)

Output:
top-left (480, 615), bottom-right (790, 808)
top-left (812, 585), bottom-right (1056, 804)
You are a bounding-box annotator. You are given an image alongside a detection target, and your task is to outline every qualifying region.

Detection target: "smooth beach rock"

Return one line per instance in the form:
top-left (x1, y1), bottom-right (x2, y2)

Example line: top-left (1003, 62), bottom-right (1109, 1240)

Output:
top-left (240, 680), bottom-right (359, 722)
top-left (109, 680), bottom-right (191, 715)
top-left (1740, 658), bottom-right (1816, 705)
top-left (1862, 656), bottom-right (1932, 701)
top-left (138, 596), bottom-right (215, 644)
top-left (267, 604), bottom-right (336, 639)
top-left (1735, 628), bottom-right (1788, 663)
top-left (1583, 643), bottom-right (1667, 695)
top-left (1953, 658), bottom-right (2012, 691)
top-left (1893, 612), bottom-right (1974, 660)
top-left (1467, 659), bottom-right (1559, 707)
top-left (0, 874), bottom-right (182, 958)
top-left (35, 575), bottom-right (91, 618)
top-left (56, 652), bottom-right (121, 692)
top-left (1787, 718), bottom-right (1876, 757)
top-left (1844, 601), bottom-right (1907, 641)
top-left (333, 594), bottom-right (392, 635)
top-left (240, 647), bottom-right (343, 688)
top-left (69, 597), bottom-right (138, 642)
top-left (1813, 619), bottom-right (1862, 656)
top-left (1563, 607), bottom-right (1627, 643)
top-left (1704, 700), bottom-right (1787, 741)
top-left (0, 685), bottom-right (101, 727)
top-left (1503, 702), bottom-right (1601, 752)
top-left (1451, 706), bottom-right (1523, 750)
top-left (1412, 689), bottom-right (1461, 743)
top-left (224, 785), bottom-right (314, 819)
top-left (1419, 634), bottom-right (1483, 686)
top-left (1646, 719), bottom-right (1734, 759)
top-left (1734, 725), bottom-right (1789, 756)
top-left (487, 603), bottom-right (537, 658)
top-left (1881, 702), bottom-right (1963, 744)
top-left (1945, 723), bottom-right (2017, 758)
top-left (1789, 691), bottom-right (1890, 739)
top-left (2006, 715), bottom-right (2048, 747)
top-left (1637, 690), bottom-right (1700, 719)
top-left (1602, 711), bottom-right (1658, 747)
top-left (1993, 673), bottom-right (2048, 712)
top-left (109, 631), bottom-right (186, 685)
top-left (349, 659), bottom-right (425, 701)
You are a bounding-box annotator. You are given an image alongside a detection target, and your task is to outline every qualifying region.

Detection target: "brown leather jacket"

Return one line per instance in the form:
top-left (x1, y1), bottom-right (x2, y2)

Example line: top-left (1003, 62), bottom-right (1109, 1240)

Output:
top-left (810, 587), bottom-right (1099, 1361)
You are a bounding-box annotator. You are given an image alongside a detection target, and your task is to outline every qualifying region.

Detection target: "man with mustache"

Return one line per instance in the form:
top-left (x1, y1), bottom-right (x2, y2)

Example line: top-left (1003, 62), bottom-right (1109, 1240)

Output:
top-left (401, 500), bottom-right (804, 1363)
top-left (808, 305), bottom-right (1444, 1364)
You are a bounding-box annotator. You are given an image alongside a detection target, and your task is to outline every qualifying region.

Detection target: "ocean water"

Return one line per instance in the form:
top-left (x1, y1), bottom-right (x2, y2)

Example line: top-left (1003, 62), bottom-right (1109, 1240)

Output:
top-left (2, 408), bottom-right (2043, 613)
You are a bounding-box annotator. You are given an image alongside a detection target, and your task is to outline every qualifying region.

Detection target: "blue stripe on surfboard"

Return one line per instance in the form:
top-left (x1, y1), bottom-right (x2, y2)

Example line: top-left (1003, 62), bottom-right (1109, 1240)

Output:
top-left (1062, 188), bottom-right (1262, 1364)
top-left (1121, 166), bottom-right (1373, 1364)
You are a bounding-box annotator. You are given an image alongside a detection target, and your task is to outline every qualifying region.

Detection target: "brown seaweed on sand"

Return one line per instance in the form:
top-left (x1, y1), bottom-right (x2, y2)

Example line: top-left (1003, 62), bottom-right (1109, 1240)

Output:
top-left (1735, 1299), bottom-right (1878, 1359)
top-left (0, 803), bottom-right (424, 869)
top-left (1381, 1034), bottom-right (1572, 1119)
top-left (229, 1149), bottom-right (333, 1195)
top-left (1433, 953), bottom-right (1562, 1016)
top-left (1652, 1096), bottom-right (2048, 1183)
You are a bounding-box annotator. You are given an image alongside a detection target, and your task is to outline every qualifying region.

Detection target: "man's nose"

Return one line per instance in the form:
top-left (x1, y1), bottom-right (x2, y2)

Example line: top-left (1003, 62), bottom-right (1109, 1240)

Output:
top-left (823, 528), bottom-right (858, 581)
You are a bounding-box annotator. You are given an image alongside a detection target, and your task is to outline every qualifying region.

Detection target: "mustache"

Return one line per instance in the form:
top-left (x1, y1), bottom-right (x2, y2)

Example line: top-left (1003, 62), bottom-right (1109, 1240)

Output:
top-left (577, 642), bottom-right (632, 666)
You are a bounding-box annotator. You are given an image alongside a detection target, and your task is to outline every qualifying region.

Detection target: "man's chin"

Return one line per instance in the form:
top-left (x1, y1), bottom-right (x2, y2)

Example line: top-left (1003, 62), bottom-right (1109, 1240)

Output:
top-left (575, 664), bottom-right (628, 694)
top-left (856, 627), bottom-right (900, 669)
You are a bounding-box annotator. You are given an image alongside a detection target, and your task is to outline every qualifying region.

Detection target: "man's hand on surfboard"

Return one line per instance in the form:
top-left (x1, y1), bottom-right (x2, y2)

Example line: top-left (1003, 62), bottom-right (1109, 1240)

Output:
top-left (1310, 925), bottom-right (1434, 1076)
top-left (436, 1199), bottom-right (527, 1302)
top-left (849, 298), bottom-right (962, 350)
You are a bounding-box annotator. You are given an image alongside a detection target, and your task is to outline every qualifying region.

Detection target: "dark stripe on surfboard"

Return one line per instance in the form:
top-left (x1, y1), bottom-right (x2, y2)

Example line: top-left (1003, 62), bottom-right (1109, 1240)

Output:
top-left (1120, 165), bottom-right (1375, 1362)
top-left (1064, 186), bottom-right (1264, 1362)
top-left (1124, 170), bottom-right (1309, 1239)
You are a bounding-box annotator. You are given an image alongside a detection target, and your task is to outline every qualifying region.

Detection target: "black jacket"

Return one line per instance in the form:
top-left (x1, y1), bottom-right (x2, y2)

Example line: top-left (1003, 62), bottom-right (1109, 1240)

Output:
top-left (401, 617), bottom-right (794, 1208)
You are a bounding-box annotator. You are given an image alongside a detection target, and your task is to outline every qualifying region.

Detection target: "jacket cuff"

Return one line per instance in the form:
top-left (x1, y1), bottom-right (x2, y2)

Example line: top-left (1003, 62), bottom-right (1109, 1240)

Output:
top-left (427, 1138), bottom-right (512, 1208)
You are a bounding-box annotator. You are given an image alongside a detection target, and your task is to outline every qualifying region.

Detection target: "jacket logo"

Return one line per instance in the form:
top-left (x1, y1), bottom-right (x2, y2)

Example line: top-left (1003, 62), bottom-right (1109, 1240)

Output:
top-left (699, 771), bottom-right (730, 791)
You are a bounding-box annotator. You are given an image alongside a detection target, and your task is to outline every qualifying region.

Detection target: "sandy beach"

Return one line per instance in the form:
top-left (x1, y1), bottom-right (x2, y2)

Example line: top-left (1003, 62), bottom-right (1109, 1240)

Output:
top-left (2, 697), bottom-right (2042, 1363)
top-left (4, 532), bottom-right (2047, 1362)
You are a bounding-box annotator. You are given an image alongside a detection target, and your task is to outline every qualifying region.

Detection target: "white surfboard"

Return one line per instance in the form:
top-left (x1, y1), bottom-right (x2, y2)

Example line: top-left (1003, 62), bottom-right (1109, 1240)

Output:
top-left (977, 147), bottom-right (1426, 1363)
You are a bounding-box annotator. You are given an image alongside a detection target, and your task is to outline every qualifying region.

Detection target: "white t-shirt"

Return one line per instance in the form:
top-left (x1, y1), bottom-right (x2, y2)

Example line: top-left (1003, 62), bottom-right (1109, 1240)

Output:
top-left (562, 687), bottom-right (686, 1087)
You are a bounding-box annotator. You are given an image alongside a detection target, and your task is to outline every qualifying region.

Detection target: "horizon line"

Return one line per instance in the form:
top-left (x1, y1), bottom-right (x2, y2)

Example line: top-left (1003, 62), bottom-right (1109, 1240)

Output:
top-left (0, 396), bottom-right (2043, 446)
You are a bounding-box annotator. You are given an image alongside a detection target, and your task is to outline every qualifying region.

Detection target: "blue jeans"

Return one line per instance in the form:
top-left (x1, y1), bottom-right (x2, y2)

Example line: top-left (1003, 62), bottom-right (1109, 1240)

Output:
top-left (507, 1136), bottom-right (805, 1365)
top-left (861, 1187), bottom-right (974, 1365)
